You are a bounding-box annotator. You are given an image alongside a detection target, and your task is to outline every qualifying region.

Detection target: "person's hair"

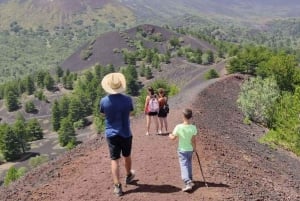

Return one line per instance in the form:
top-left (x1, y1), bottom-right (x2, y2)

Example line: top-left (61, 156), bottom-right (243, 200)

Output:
top-left (158, 88), bottom-right (165, 96)
top-left (147, 86), bottom-right (154, 95)
top-left (183, 108), bottom-right (193, 119)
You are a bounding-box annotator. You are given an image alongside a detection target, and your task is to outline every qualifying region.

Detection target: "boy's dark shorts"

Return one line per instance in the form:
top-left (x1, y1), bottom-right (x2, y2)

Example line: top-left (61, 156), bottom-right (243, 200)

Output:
top-left (106, 135), bottom-right (133, 160)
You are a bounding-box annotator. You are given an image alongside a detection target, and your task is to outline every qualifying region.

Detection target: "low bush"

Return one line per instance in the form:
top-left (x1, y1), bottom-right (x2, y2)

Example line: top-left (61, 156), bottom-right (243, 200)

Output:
top-left (4, 166), bottom-right (27, 186)
top-left (29, 155), bottom-right (49, 168)
top-left (204, 69), bottom-right (219, 80)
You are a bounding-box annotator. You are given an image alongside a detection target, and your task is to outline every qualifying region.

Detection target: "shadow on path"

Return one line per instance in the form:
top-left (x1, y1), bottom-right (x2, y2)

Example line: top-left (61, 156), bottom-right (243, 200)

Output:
top-left (125, 180), bottom-right (181, 194)
top-left (125, 180), bottom-right (229, 195)
top-left (189, 181), bottom-right (230, 193)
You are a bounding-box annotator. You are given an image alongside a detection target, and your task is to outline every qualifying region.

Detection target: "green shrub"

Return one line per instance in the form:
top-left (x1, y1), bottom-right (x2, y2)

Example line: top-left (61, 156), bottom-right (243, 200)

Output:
top-left (237, 76), bottom-right (280, 125)
top-left (25, 100), bottom-right (36, 113)
top-left (4, 166), bottom-right (27, 186)
top-left (260, 87), bottom-right (300, 155)
top-left (66, 139), bottom-right (76, 150)
top-left (17, 167), bottom-right (27, 177)
top-left (80, 49), bottom-right (93, 60)
top-left (204, 69), bottom-right (219, 80)
top-left (93, 115), bottom-right (105, 134)
top-left (113, 48), bottom-right (120, 53)
top-left (0, 152), bottom-right (5, 163)
top-left (29, 155), bottom-right (49, 168)
top-left (136, 88), bottom-right (148, 113)
top-left (73, 119), bottom-right (85, 129)
top-left (243, 117), bottom-right (252, 125)
top-left (169, 84), bottom-right (180, 96)
top-left (34, 90), bottom-right (46, 101)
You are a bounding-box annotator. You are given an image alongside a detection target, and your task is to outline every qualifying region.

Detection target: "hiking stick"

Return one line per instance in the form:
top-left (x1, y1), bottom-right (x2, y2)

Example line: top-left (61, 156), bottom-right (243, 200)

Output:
top-left (194, 151), bottom-right (208, 187)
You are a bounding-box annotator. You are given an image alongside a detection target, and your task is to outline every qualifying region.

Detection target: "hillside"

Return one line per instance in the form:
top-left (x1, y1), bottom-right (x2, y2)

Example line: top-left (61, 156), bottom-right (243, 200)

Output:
top-left (1, 74), bottom-right (299, 200)
top-left (0, 0), bottom-right (135, 30)
top-left (123, 0), bottom-right (300, 25)
top-left (61, 24), bottom-right (216, 72)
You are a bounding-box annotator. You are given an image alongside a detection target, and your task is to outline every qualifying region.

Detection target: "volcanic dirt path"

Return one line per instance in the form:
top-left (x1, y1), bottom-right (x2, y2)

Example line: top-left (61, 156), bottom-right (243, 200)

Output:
top-left (1, 75), bottom-right (300, 201)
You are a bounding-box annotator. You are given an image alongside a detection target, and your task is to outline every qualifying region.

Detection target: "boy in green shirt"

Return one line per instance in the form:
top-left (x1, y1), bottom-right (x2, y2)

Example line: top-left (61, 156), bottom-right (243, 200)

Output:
top-left (169, 108), bottom-right (197, 192)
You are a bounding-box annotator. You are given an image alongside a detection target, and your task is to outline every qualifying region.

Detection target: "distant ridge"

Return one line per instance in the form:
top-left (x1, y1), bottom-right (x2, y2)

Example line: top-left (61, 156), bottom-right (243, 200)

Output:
top-left (0, 0), bottom-right (135, 30)
top-left (0, 0), bottom-right (299, 30)
top-left (61, 24), bottom-right (216, 72)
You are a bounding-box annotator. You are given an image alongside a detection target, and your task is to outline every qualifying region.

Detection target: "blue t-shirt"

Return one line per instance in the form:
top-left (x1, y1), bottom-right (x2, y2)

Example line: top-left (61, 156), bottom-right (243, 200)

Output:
top-left (100, 94), bottom-right (134, 138)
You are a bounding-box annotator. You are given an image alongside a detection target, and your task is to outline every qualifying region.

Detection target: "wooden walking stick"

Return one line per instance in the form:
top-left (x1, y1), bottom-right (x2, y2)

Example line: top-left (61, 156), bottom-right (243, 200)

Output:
top-left (195, 151), bottom-right (208, 187)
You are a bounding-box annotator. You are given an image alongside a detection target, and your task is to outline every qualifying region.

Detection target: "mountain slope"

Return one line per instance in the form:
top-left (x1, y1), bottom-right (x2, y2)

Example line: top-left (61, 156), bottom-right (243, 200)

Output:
top-left (0, 0), bottom-right (136, 30)
top-left (120, 0), bottom-right (300, 24)
top-left (0, 0), bottom-right (299, 30)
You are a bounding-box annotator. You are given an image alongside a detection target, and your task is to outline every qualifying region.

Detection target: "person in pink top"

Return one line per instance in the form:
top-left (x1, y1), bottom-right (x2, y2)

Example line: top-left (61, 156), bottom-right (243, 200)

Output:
top-left (144, 87), bottom-right (159, 135)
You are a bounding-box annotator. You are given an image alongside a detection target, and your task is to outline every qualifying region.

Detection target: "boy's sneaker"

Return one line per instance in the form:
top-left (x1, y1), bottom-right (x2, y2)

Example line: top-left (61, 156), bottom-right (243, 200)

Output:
top-left (187, 180), bottom-right (195, 187)
top-left (125, 170), bottom-right (135, 184)
top-left (146, 132), bottom-right (149, 135)
top-left (182, 183), bottom-right (192, 192)
top-left (158, 130), bottom-right (162, 134)
top-left (113, 183), bottom-right (123, 196)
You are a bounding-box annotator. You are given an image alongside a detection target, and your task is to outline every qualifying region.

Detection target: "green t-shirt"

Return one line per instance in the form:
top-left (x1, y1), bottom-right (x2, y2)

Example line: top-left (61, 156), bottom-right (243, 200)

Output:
top-left (172, 123), bottom-right (197, 151)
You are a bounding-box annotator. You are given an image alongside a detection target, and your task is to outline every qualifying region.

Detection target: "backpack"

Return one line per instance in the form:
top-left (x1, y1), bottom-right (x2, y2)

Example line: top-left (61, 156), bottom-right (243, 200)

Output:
top-left (160, 96), bottom-right (169, 114)
top-left (148, 96), bottom-right (159, 112)
top-left (163, 103), bottom-right (169, 113)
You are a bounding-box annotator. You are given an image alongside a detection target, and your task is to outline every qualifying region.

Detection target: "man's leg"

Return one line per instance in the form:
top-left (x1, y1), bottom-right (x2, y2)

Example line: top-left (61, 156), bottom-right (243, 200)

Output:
top-left (123, 136), bottom-right (135, 184)
top-left (111, 159), bottom-right (120, 184)
top-left (124, 156), bottom-right (131, 175)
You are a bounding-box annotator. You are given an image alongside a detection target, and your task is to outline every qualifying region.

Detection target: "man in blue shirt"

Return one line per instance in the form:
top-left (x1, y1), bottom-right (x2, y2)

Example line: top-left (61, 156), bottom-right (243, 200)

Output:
top-left (100, 72), bottom-right (135, 196)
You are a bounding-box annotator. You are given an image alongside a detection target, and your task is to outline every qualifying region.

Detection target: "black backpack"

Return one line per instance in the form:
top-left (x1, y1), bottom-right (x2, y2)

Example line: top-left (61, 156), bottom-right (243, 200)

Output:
top-left (162, 97), bottom-right (169, 113)
top-left (163, 103), bottom-right (169, 113)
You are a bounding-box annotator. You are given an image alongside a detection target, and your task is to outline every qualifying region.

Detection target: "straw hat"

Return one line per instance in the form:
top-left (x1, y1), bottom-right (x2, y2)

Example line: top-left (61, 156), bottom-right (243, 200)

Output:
top-left (101, 73), bottom-right (126, 94)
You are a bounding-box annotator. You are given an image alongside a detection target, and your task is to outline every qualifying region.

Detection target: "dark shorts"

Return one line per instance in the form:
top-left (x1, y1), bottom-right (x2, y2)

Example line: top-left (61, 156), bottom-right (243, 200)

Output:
top-left (106, 135), bottom-right (133, 160)
top-left (147, 112), bottom-right (158, 116)
top-left (158, 109), bottom-right (168, 118)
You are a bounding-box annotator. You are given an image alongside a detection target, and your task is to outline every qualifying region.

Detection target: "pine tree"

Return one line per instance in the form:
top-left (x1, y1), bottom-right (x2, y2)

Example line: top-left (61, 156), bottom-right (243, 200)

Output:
top-left (68, 97), bottom-right (82, 123)
top-left (127, 65), bottom-right (138, 79)
top-left (59, 96), bottom-right (69, 119)
top-left (126, 75), bottom-right (139, 96)
top-left (107, 64), bottom-right (115, 74)
top-left (26, 118), bottom-right (43, 141)
top-left (1, 126), bottom-right (22, 161)
top-left (44, 72), bottom-right (55, 91)
top-left (56, 66), bottom-right (64, 78)
top-left (13, 119), bottom-right (30, 153)
top-left (5, 90), bottom-right (19, 112)
top-left (25, 75), bottom-right (35, 95)
top-left (145, 66), bottom-right (153, 80)
top-left (52, 100), bottom-right (60, 131)
top-left (94, 64), bottom-right (102, 80)
top-left (36, 71), bottom-right (46, 88)
top-left (58, 117), bottom-right (76, 147)
top-left (140, 63), bottom-right (145, 77)
top-left (0, 84), bottom-right (4, 99)
top-left (25, 100), bottom-right (36, 113)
